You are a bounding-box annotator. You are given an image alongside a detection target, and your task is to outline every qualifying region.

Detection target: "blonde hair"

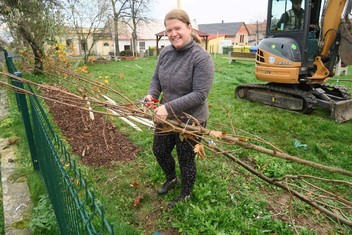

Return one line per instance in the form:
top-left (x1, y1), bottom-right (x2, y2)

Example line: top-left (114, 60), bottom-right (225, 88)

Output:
top-left (164, 8), bottom-right (202, 44)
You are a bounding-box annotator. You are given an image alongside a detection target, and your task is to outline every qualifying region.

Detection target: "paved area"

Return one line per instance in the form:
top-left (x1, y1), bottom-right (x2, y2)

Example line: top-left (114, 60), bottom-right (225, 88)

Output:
top-left (0, 90), bottom-right (7, 120)
top-left (0, 89), bottom-right (32, 234)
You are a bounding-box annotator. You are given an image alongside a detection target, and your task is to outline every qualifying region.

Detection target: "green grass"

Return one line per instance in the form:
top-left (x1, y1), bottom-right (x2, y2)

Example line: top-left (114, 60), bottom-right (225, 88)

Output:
top-left (4, 55), bottom-right (352, 234)
top-left (85, 56), bottom-right (352, 234)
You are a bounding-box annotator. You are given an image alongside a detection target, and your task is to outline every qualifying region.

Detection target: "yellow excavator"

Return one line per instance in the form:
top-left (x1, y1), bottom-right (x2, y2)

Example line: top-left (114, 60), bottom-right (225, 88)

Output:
top-left (235, 0), bottom-right (352, 122)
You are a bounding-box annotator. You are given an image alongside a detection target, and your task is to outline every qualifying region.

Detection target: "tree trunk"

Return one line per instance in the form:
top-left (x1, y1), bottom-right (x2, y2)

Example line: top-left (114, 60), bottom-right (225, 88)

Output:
top-left (19, 25), bottom-right (44, 74)
top-left (113, 19), bottom-right (120, 55)
top-left (32, 48), bottom-right (43, 75)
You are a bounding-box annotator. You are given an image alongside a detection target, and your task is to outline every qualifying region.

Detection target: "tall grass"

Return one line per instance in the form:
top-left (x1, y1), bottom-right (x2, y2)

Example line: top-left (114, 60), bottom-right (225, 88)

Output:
top-left (5, 55), bottom-right (352, 234)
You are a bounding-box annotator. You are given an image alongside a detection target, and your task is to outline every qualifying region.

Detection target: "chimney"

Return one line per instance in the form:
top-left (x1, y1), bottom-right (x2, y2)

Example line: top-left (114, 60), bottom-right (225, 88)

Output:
top-left (193, 19), bottom-right (199, 29)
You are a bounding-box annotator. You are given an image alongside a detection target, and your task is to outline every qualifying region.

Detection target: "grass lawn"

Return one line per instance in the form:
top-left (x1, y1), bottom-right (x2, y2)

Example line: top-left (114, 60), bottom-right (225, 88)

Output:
top-left (2, 54), bottom-right (352, 234)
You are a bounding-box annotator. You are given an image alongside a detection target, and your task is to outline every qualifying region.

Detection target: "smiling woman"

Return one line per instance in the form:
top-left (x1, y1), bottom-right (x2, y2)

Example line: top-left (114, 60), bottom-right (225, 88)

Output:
top-left (145, 8), bottom-right (215, 209)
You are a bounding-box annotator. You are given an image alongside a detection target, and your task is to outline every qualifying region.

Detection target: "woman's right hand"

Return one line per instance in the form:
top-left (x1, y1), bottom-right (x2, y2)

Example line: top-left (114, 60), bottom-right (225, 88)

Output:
top-left (144, 95), bottom-right (153, 102)
top-left (143, 95), bottom-right (156, 113)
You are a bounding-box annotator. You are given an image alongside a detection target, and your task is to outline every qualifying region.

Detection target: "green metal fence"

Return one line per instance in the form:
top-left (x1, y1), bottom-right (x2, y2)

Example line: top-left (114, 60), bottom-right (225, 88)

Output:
top-left (3, 50), bottom-right (115, 235)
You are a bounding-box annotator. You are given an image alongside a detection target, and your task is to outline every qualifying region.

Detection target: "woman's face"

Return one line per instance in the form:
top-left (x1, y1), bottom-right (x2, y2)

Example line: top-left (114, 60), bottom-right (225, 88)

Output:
top-left (165, 19), bottom-right (192, 49)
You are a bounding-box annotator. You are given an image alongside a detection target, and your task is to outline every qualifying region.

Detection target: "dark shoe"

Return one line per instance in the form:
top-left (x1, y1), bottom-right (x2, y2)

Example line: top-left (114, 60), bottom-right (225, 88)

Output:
top-left (168, 195), bottom-right (191, 209)
top-left (157, 178), bottom-right (179, 195)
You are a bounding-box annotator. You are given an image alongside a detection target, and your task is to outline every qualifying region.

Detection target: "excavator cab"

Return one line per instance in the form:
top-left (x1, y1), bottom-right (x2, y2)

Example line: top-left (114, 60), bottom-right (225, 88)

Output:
top-left (235, 0), bottom-right (352, 122)
top-left (256, 0), bottom-right (323, 84)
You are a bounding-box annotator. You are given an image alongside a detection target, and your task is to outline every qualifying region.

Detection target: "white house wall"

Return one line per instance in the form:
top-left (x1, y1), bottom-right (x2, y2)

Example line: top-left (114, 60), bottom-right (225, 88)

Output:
top-left (60, 19), bottom-right (172, 57)
top-left (93, 39), bottom-right (171, 57)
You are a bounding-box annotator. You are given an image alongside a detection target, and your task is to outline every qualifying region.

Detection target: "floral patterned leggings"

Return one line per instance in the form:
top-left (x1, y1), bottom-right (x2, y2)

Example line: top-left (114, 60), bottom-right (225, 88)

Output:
top-left (153, 128), bottom-right (199, 197)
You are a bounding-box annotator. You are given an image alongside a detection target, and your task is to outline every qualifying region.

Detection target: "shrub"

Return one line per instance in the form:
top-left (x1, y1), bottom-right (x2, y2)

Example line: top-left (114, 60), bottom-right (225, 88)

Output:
top-left (120, 50), bottom-right (133, 57)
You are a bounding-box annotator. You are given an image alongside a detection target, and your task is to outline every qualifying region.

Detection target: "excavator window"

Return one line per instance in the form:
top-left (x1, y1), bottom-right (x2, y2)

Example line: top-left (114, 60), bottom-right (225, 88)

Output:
top-left (270, 0), bottom-right (306, 31)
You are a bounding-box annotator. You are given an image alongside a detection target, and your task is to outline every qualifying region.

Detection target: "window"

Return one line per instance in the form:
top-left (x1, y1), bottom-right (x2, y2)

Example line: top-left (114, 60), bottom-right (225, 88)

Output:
top-left (66, 39), bottom-right (72, 47)
top-left (270, 0), bottom-right (305, 31)
top-left (139, 42), bottom-right (145, 52)
top-left (103, 43), bottom-right (109, 46)
top-left (81, 39), bottom-right (87, 51)
top-left (240, 35), bottom-right (244, 43)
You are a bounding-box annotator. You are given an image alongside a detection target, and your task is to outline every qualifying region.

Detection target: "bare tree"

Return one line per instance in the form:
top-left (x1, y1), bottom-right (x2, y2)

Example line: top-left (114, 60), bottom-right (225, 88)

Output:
top-left (109, 0), bottom-right (129, 56)
top-left (63, 0), bottom-right (109, 64)
top-left (124, 0), bottom-right (151, 57)
top-left (0, 0), bottom-right (63, 74)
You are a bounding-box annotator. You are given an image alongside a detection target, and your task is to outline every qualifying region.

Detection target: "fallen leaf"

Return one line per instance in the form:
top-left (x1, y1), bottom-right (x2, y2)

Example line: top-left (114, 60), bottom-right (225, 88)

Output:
top-left (133, 195), bottom-right (144, 207)
top-left (313, 208), bottom-right (320, 215)
top-left (130, 182), bottom-right (140, 187)
top-left (117, 73), bottom-right (125, 79)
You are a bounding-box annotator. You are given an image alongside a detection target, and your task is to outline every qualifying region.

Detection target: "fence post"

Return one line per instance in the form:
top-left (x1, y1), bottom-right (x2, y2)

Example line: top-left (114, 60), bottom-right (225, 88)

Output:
top-left (3, 50), bottom-right (39, 171)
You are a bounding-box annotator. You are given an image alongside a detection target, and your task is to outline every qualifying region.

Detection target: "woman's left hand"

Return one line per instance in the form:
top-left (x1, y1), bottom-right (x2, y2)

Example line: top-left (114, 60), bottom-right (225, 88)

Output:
top-left (153, 105), bottom-right (168, 123)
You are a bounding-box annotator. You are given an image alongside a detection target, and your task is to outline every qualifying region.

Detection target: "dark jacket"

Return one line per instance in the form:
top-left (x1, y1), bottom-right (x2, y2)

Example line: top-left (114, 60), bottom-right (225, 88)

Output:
top-left (277, 8), bottom-right (304, 30)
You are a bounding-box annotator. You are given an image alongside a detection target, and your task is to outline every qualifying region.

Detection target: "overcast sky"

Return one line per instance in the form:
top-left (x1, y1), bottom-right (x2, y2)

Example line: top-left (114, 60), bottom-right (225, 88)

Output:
top-left (149, 0), bottom-right (268, 24)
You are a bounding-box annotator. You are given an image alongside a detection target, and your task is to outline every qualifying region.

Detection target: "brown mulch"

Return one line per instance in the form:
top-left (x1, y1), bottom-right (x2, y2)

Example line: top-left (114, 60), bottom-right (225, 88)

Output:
top-left (44, 89), bottom-right (138, 167)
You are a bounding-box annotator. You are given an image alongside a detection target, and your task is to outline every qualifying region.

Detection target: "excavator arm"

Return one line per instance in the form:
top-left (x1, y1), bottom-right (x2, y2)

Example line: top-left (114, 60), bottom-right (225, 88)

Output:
top-left (319, 0), bottom-right (348, 58)
top-left (311, 0), bottom-right (352, 81)
top-left (340, 0), bottom-right (352, 64)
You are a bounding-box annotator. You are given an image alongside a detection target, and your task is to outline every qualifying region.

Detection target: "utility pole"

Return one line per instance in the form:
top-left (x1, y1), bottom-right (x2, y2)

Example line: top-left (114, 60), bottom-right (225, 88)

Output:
top-left (256, 20), bottom-right (259, 45)
top-left (177, 0), bottom-right (181, 8)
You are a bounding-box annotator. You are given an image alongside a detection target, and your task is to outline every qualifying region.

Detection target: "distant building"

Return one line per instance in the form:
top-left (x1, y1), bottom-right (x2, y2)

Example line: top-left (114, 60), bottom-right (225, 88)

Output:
top-left (57, 19), bottom-right (267, 58)
top-left (205, 33), bottom-right (227, 54)
top-left (57, 19), bottom-right (169, 58)
top-left (199, 21), bottom-right (251, 53)
top-left (245, 20), bottom-right (267, 46)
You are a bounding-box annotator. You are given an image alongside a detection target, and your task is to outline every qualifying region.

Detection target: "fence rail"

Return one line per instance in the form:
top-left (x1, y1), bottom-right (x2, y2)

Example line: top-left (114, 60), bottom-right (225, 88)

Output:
top-left (3, 50), bottom-right (115, 235)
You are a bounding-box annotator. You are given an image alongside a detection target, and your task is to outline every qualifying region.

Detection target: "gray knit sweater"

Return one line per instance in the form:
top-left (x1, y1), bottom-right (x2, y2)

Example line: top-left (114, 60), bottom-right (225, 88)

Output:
top-left (148, 40), bottom-right (215, 123)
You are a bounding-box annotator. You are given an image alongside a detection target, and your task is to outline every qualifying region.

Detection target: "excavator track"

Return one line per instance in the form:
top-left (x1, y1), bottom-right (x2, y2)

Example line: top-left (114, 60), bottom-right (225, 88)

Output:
top-left (320, 84), bottom-right (351, 99)
top-left (235, 84), bottom-right (318, 114)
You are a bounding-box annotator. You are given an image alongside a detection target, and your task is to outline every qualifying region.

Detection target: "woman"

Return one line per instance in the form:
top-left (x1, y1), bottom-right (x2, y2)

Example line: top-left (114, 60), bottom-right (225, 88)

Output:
top-left (145, 8), bottom-right (214, 208)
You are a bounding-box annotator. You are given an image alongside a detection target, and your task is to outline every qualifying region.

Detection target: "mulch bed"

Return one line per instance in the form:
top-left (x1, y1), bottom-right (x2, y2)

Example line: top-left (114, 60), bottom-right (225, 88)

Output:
top-left (44, 88), bottom-right (138, 167)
